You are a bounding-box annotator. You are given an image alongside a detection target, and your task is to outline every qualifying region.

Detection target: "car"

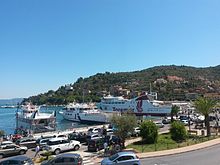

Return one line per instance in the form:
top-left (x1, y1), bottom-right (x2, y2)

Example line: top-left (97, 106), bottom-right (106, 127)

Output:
top-left (16, 137), bottom-right (37, 149)
top-left (0, 141), bottom-right (13, 146)
top-left (41, 153), bottom-right (83, 165)
top-left (36, 138), bottom-right (51, 150)
top-left (12, 134), bottom-right (22, 142)
top-left (0, 144), bottom-right (28, 159)
top-left (44, 137), bottom-right (81, 155)
top-left (131, 127), bottom-right (140, 137)
top-left (0, 155), bottom-right (34, 165)
top-left (101, 151), bottom-right (141, 165)
top-left (88, 127), bottom-right (101, 134)
top-left (106, 129), bottom-right (114, 136)
top-left (155, 121), bottom-right (164, 128)
top-left (88, 138), bottom-right (105, 152)
top-left (86, 134), bottom-right (102, 143)
top-left (162, 117), bottom-right (171, 124)
top-left (68, 132), bottom-right (87, 143)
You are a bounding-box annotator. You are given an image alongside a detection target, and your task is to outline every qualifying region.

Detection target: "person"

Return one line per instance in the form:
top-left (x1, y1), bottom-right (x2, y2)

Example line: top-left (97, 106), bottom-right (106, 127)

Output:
top-left (34, 144), bottom-right (40, 158)
top-left (104, 141), bottom-right (108, 156)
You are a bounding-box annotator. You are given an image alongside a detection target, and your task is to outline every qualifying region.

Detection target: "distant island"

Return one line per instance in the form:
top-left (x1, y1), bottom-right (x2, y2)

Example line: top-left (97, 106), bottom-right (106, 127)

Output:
top-left (23, 65), bottom-right (220, 105)
top-left (0, 98), bottom-right (23, 106)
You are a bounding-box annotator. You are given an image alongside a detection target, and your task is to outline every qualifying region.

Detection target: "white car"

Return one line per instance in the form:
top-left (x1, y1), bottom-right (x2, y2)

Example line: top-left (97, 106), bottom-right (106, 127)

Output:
top-left (155, 121), bottom-right (164, 128)
top-left (45, 137), bottom-right (81, 155)
top-left (0, 141), bottom-right (13, 146)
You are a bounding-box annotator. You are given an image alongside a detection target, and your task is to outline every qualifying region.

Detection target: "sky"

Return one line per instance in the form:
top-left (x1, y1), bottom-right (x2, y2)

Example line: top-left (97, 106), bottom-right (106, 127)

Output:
top-left (0, 0), bottom-right (219, 99)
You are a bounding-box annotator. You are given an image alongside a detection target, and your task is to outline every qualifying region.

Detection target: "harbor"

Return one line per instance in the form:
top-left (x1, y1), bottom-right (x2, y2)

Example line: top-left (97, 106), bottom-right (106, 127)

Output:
top-left (0, 106), bottom-right (99, 135)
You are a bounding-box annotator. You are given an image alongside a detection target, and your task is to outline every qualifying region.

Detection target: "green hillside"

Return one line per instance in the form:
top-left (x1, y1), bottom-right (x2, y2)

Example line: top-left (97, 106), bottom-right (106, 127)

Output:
top-left (23, 65), bottom-right (220, 105)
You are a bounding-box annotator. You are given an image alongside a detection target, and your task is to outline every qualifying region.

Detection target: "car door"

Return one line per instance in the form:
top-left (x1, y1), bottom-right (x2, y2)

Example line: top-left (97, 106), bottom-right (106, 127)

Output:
top-left (3, 145), bottom-right (18, 155)
top-left (114, 156), bottom-right (135, 165)
top-left (53, 157), bottom-right (64, 165)
top-left (61, 140), bottom-right (70, 151)
top-left (63, 157), bottom-right (76, 165)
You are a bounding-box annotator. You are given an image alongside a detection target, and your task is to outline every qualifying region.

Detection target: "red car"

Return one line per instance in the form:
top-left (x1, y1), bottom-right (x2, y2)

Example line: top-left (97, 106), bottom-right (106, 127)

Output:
top-left (12, 134), bottom-right (22, 142)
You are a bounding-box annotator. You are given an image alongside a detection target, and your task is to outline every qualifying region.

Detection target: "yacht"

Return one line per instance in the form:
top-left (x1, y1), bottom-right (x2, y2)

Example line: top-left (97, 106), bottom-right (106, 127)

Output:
top-left (59, 103), bottom-right (111, 123)
top-left (16, 103), bottom-right (56, 134)
top-left (98, 92), bottom-right (171, 116)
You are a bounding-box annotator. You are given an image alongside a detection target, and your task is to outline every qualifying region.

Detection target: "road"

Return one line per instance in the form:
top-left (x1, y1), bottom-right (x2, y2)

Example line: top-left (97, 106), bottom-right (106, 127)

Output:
top-left (140, 144), bottom-right (220, 165)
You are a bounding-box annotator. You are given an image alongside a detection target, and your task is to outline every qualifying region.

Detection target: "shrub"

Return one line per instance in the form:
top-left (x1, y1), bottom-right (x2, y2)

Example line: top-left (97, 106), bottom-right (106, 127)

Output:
top-left (170, 121), bottom-right (187, 142)
top-left (140, 120), bottom-right (158, 144)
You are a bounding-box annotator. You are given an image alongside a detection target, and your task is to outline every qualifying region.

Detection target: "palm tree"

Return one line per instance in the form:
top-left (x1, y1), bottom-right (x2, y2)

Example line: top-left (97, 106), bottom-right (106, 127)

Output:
top-left (171, 105), bottom-right (179, 122)
top-left (194, 97), bottom-right (217, 136)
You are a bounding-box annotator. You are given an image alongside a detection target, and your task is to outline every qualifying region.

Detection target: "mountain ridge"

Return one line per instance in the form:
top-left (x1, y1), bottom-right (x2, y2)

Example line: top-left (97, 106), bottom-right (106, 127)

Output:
top-left (23, 65), bottom-right (220, 105)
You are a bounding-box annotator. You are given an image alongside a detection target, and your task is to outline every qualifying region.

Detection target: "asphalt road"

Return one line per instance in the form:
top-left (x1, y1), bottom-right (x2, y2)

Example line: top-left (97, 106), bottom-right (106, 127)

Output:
top-left (140, 144), bottom-right (220, 165)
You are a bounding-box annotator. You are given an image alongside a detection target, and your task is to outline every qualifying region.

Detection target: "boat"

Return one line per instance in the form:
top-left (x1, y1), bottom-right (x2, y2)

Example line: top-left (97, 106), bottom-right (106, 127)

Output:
top-left (59, 102), bottom-right (111, 123)
top-left (98, 92), bottom-right (171, 116)
top-left (16, 103), bottom-right (56, 134)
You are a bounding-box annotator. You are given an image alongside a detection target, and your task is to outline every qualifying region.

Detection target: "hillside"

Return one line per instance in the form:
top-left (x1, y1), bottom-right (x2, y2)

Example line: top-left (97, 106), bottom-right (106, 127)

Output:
top-left (23, 65), bottom-right (220, 105)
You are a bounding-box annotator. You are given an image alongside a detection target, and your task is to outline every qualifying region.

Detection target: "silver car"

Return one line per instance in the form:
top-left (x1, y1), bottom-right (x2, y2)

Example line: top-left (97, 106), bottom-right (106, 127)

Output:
top-left (101, 151), bottom-right (141, 165)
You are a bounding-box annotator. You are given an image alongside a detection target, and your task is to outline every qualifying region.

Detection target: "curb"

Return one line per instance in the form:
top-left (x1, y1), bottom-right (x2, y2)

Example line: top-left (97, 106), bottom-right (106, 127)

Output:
top-left (137, 137), bottom-right (220, 159)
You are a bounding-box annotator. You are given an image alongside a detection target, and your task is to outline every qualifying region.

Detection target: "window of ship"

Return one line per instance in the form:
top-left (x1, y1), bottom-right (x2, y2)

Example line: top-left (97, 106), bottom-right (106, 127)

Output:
top-left (70, 108), bottom-right (75, 110)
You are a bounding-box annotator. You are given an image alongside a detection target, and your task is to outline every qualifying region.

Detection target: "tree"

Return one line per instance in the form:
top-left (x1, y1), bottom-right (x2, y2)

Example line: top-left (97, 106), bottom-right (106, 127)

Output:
top-left (194, 97), bottom-right (217, 136)
top-left (170, 121), bottom-right (187, 141)
top-left (140, 120), bottom-right (158, 144)
top-left (171, 105), bottom-right (180, 122)
top-left (111, 113), bottom-right (137, 148)
top-left (0, 130), bottom-right (5, 137)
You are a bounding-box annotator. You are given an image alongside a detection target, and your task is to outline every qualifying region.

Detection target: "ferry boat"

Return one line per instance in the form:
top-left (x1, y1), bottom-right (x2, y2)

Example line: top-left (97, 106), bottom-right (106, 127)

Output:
top-left (16, 103), bottom-right (56, 134)
top-left (59, 103), bottom-right (111, 123)
top-left (98, 92), bottom-right (171, 116)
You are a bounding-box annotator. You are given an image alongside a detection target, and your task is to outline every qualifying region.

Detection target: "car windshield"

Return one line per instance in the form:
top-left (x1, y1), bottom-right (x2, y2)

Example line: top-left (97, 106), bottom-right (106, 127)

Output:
top-left (109, 153), bottom-right (119, 161)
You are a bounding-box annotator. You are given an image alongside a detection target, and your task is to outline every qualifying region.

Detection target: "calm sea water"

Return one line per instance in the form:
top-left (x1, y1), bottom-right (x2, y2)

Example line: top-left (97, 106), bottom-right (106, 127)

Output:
top-left (0, 106), bottom-right (92, 135)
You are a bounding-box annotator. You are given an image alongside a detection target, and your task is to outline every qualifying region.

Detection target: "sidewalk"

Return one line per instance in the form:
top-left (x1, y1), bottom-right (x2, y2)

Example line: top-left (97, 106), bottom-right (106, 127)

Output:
top-left (93, 137), bottom-right (220, 163)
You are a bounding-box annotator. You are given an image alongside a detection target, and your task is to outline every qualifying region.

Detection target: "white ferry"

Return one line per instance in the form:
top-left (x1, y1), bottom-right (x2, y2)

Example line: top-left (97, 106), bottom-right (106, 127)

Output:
top-left (16, 103), bottom-right (56, 134)
top-left (59, 103), bottom-right (111, 123)
top-left (98, 92), bottom-right (171, 116)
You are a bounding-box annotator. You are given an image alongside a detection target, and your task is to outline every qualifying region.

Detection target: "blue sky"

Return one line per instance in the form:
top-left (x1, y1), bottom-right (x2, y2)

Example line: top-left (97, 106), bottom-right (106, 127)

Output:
top-left (0, 0), bottom-right (219, 99)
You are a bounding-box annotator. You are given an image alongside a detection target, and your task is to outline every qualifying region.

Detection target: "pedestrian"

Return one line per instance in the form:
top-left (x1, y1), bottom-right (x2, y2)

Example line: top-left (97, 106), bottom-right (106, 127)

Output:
top-left (34, 144), bottom-right (40, 158)
top-left (104, 141), bottom-right (108, 156)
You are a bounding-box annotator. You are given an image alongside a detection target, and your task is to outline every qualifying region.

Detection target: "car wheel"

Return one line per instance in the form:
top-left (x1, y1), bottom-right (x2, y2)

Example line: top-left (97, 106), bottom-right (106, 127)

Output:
top-left (19, 150), bottom-right (26, 155)
top-left (74, 145), bottom-right (80, 151)
top-left (54, 149), bottom-right (61, 155)
top-left (0, 154), bottom-right (4, 159)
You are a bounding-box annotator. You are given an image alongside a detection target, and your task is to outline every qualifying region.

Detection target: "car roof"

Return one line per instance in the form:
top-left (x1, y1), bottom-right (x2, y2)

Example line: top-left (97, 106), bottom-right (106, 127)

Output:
top-left (56, 153), bottom-right (81, 158)
top-left (2, 155), bottom-right (30, 161)
top-left (49, 137), bottom-right (67, 141)
top-left (117, 151), bottom-right (136, 156)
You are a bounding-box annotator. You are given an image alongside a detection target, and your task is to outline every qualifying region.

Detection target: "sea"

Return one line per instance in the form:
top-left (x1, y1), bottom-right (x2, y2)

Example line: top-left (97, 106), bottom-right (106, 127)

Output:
top-left (0, 106), bottom-right (93, 135)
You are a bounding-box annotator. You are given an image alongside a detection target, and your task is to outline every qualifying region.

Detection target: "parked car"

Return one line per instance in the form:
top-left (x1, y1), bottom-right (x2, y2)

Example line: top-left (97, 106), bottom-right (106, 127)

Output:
top-left (0, 141), bottom-right (13, 146)
top-left (88, 127), bottom-right (101, 135)
top-left (0, 144), bottom-right (28, 159)
top-left (16, 137), bottom-right (37, 149)
top-left (41, 153), bottom-right (83, 165)
top-left (0, 155), bottom-right (34, 165)
top-left (101, 151), bottom-right (141, 165)
top-left (162, 117), bottom-right (171, 124)
top-left (154, 121), bottom-right (164, 128)
top-left (86, 134), bottom-right (102, 143)
top-left (131, 127), bottom-right (141, 137)
top-left (12, 134), bottom-right (22, 142)
top-left (88, 138), bottom-right (105, 152)
top-left (68, 132), bottom-right (87, 143)
top-left (36, 138), bottom-right (51, 150)
top-left (44, 137), bottom-right (81, 155)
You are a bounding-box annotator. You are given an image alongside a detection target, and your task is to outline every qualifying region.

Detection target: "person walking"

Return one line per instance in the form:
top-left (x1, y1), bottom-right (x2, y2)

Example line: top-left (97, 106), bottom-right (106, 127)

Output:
top-left (104, 141), bottom-right (108, 156)
top-left (34, 144), bottom-right (40, 158)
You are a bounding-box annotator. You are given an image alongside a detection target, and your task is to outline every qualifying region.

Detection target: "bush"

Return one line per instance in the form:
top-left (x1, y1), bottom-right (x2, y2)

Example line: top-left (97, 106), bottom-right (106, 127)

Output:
top-left (140, 120), bottom-right (158, 144)
top-left (170, 121), bottom-right (187, 142)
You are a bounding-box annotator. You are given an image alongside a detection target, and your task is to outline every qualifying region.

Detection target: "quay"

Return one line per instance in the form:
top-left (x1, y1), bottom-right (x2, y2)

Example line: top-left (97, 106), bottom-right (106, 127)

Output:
top-left (32, 124), bottom-right (109, 139)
